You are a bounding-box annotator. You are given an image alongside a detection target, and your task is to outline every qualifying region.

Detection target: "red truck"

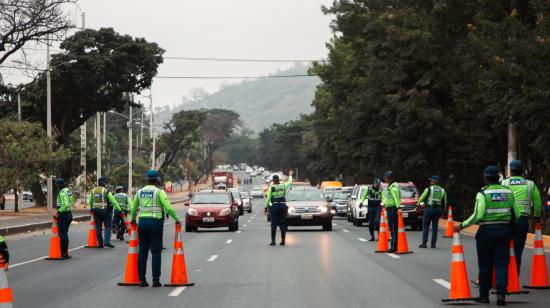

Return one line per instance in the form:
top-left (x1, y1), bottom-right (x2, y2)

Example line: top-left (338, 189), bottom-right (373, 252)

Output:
top-left (213, 170), bottom-right (234, 189)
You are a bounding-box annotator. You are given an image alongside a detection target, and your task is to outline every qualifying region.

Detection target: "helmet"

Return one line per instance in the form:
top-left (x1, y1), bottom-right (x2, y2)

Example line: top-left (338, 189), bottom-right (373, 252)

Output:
top-left (483, 165), bottom-right (499, 177)
top-left (509, 160), bottom-right (523, 171)
top-left (146, 169), bottom-right (159, 181)
top-left (55, 178), bottom-right (65, 186)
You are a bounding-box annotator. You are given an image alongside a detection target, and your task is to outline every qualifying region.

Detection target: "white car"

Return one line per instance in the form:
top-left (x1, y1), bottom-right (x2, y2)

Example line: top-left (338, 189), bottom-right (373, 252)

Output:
top-left (240, 191), bottom-right (252, 213)
top-left (250, 186), bottom-right (264, 198)
top-left (347, 184), bottom-right (369, 226)
top-left (250, 170), bottom-right (258, 177)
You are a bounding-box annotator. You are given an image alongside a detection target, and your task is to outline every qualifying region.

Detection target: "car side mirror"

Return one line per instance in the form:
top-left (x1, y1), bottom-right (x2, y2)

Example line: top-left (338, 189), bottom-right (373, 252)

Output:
top-left (184, 201), bottom-right (191, 206)
top-left (187, 192), bottom-right (193, 198)
top-left (351, 196), bottom-right (356, 200)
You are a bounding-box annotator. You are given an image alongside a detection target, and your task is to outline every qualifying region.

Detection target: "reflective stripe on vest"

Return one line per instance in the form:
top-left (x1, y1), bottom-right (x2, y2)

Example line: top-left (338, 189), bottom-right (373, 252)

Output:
top-left (270, 184), bottom-right (286, 203)
top-left (480, 186), bottom-right (514, 223)
top-left (93, 187), bottom-right (107, 209)
top-left (427, 186), bottom-right (444, 206)
top-left (502, 178), bottom-right (534, 216)
top-left (368, 187), bottom-right (381, 201)
top-left (57, 188), bottom-right (74, 211)
top-left (137, 187), bottom-right (163, 219)
top-left (115, 193), bottom-right (129, 209)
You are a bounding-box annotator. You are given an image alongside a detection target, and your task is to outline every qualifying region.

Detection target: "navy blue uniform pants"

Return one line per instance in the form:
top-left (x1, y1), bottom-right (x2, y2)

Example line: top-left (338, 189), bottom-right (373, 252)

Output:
top-left (93, 209), bottom-right (112, 246)
top-left (366, 206), bottom-right (380, 239)
top-left (386, 207), bottom-right (398, 250)
top-left (138, 218), bottom-right (164, 281)
top-left (512, 216), bottom-right (529, 274)
top-left (57, 211), bottom-right (73, 242)
top-left (113, 209), bottom-right (128, 235)
top-left (422, 206), bottom-right (442, 246)
top-left (476, 224), bottom-right (511, 296)
top-left (270, 203), bottom-right (287, 237)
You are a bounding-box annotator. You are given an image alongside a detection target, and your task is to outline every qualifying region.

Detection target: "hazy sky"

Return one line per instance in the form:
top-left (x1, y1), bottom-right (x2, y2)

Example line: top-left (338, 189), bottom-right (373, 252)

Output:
top-left (1, 0), bottom-right (333, 109)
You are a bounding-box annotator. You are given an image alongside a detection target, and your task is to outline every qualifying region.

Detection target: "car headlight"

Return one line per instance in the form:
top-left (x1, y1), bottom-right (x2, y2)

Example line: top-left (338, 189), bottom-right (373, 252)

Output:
top-left (288, 206), bottom-right (296, 214)
top-left (318, 206), bottom-right (328, 213)
top-left (187, 208), bottom-right (198, 216)
top-left (219, 208), bottom-right (231, 216)
top-left (237, 201), bottom-right (241, 205)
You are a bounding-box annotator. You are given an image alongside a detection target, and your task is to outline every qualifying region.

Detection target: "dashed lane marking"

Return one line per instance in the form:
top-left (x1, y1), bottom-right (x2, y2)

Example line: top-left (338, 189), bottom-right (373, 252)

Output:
top-left (243, 224), bottom-right (247, 227)
top-left (225, 239), bottom-right (233, 244)
top-left (207, 254), bottom-right (218, 262)
top-left (247, 220), bottom-right (251, 223)
top-left (387, 253), bottom-right (401, 259)
top-left (357, 238), bottom-right (368, 242)
top-left (236, 230), bottom-right (242, 234)
top-left (333, 223), bottom-right (337, 226)
top-left (434, 279), bottom-right (451, 290)
top-left (343, 229), bottom-right (349, 233)
top-left (168, 287), bottom-right (187, 297)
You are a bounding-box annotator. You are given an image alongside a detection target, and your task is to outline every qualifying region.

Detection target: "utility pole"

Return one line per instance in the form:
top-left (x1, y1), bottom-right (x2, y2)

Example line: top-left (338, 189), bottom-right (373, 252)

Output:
top-left (507, 1), bottom-right (521, 177)
top-left (46, 36), bottom-right (53, 212)
top-left (149, 90), bottom-right (156, 169)
top-left (140, 101), bottom-right (144, 151)
top-left (103, 112), bottom-right (106, 154)
top-left (79, 12), bottom-right (87, 204)
top-left (16, 92), bottom-right (22, 211)
top-left (17, 93), bottom-right (21, 121)
top-left (128, 104), bottom-right (133, 197)
top-left (96, 112), bottom-right (101, 182)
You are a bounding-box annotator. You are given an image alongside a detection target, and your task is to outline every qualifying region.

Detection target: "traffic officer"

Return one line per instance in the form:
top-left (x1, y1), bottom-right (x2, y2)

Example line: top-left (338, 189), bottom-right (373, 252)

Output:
top-left (0, 235), bottom-right (8, 268)
top-left (382, 171), bottom-right (400, 253)
top-left (264, 170), bottom-right (293, 246)
top-left (359, 177), bottom-right (383, 241)
top-left (454, 166), bottom-right (520, 306)
top-left (131, 170), bottom-right (180, 287)
top-left (88, 177), bottom-right (121, 248)
top-left (501, 159), bottom-right (542, 274)
top-left (417, 175), bottom-right (447, 248)
top-left (113, 186), bottom-right (131, 240)
top-left (55, 178), bottom-right (74, 257)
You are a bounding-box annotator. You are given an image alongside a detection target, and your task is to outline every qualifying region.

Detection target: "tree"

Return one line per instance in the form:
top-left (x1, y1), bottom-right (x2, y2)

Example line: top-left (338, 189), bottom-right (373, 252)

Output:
top-left (0, 0), bottom-right (74, 64)
top-left (200, 109), bottom-right (241, 173)
top-left (0, 120), bottom-right (69, 209)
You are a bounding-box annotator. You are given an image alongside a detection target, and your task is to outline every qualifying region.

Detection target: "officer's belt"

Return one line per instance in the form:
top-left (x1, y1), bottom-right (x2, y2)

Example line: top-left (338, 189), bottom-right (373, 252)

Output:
top-left (478, 221), bottom-right (510, 226)
top-left (93, 204), bottom-right (107, 209)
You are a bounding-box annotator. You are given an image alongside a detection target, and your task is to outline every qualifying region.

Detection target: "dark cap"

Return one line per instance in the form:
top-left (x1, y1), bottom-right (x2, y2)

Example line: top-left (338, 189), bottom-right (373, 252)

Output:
top-left (509, 160), bottom-right (523, 171)
top-left (146, 169), bottom-right (159, 180)
top-left (428, 175), bottom-right (440, 182)
top-left (383, 170), bottom-right (394, 178)
top-left (98, 176), bottom-right (107, 184)
top-left (272, 174), bottom-right (280, 180)
top-left (483, 165), bottom-right (499, 177)
top-left (55, 178), bottom-right (65, 186)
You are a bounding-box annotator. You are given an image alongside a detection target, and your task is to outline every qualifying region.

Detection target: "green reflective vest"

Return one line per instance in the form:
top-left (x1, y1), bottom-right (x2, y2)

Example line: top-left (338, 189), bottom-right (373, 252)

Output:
top-left (382, 182), bottom-right (401, 208)
top-left (57, 187), bottom-right (74, 212)
top-left (479, 185), bottom-right (515, 224)
top-left (270, 184), bottom-right (287, 202)
top-left (501, 176), bottom-right (542, 217)
top-left (419, 185), bottom-right (446, 207)
top-left (136, 186), bottom-right (164, 219)
top-left (92, 187), bottom-right (108, 209)
top-left (0, 235), bottom-right (4, 244)
top-left (115, 193), bottom-right (130, 210)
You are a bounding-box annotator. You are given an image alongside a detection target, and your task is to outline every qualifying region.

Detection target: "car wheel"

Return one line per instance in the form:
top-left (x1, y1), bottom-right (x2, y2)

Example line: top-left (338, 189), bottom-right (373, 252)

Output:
top-left (248, 209), bottom-right (252, 213)
top-left (235, 219), bottom-right (239, 230)
top-left (323, 221), bottom-right (333, 231)
top-left (353, 217), bottom-right (358, 226)
top-left (229, 220), bottom-right (236, 232)
top-left (357, 220), bottom-right (363, 227)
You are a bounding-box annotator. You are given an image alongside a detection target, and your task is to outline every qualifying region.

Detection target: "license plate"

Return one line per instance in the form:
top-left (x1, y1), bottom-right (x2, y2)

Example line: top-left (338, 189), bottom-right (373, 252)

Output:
top-left (402, 212), bottom-right (408, 218)
top-left (300, 214), bottom-right (313, 220)
top-left (202, 217), bottom-right (215, 223)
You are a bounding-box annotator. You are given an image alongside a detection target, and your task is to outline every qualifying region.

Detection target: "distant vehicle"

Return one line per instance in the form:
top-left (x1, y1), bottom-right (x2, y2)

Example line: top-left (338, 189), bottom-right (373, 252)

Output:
top-left (250, 170), bottom-right (258, 177)
top-left (347, 185), bottom-right (369, 226)
top-left (213, 169), bottom-right (235, 188)
top-left (22, 191), bottom-right (33, 201)
top-left (341, 186), bottom-right (354, 196)
top-left (250, 186), bottom-right (264, 198)
top-left (240, 191), bottom-right (252, 213)
top-left (240, 163), bottom-right (248, 170)
top-left (323, 186), bottom-right (342, 201)
top-left (245, 167), bottom-right (253, 174)
top-left (232, 165), bottom-right (240, 171)
top-left (258, 167), bottom-right (265, 172)
top-left (320, 181), bottom-right (343, 190)
top-left (286, 187), bottom-right (333, 231)
top-left (390, 182), bottom-right (423, 230)
top-left (330, 191), bottom-right (350, 217)
top-left (185, 190), bottom-right (239, 232)
top-left (230, 190), bottom-right (245, 215)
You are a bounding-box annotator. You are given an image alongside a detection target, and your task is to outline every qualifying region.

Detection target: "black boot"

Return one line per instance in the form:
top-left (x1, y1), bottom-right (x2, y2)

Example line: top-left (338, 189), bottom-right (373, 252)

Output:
top-left (60, 240), bottom-right (69, 258)
top-left (419, 243), bottom-right (427, 248)
top-left (280, 229), bottom-right (286, 246)
top-left (496, 293), bottom-right (506, 306)
top-left (474, 296), bottom-right (490, 304)
top-left (270, 229), bottom-right (276, 246)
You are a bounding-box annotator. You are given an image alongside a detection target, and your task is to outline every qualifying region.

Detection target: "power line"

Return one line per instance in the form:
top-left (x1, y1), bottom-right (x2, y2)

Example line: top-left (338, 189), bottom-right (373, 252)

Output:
top-left (156, 74), bottom-right (317, 79)
top-left (163, 56), bottom-right (327, 63)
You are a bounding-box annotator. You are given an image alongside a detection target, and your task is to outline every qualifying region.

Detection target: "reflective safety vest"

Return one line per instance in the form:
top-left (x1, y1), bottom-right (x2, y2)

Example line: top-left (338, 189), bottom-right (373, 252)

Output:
top-left (270, 184), bottom-right (287, 203)
top-left (92, 187), bottom-right (108, 209)
top-left (115, 193), bottom-right (129, 210)
top-left (427, 185), bottom-right (445, 206)
top-left (0, 235), bottom-right (4, 244)
top-left (383, 182), bottom-right (400, 208)
top-left (501, 177), bottom-right (534, 217)
top-left (137, 186), bottom-right (164, 219)
top-left (57, 187), bottom-right (74, 212)
top-left (479, 186), bottom-right (514, 225)
top-left (366, 186), bottom-right (382, 207)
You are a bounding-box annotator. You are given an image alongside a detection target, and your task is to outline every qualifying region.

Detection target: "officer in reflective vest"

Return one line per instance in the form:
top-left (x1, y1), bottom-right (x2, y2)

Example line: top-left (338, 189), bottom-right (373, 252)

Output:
top-left (264, 170), bottom-right (293, 246)
top-left (359, 178), bottom-right (383, 241)
top-left (501, 160), bottom-right (542, 274)
top-left (417, 175), bottom-right (447, 248)
top-left (455, 166), bottom-right (520, 306)
top-left (55, 178), bottom-right (74, 257)
top-left (0, 235), bottom-right (8, 269)
top-left (382, 171), bottom-right (401, 253)
top-left (113, 186), bottom-right (131, 240)
top-left (131, 170), bottom-right (180, 287)
top-left (88, 176), bottom-right (121, 248)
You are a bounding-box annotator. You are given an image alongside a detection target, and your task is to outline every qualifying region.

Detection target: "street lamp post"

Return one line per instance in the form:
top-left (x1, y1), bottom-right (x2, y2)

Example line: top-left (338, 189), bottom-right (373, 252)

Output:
top-left (128, 105), bottom-right (133, 197)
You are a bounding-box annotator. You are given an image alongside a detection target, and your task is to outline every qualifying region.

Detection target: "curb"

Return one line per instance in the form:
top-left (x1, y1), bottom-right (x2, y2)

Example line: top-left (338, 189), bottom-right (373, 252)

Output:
top-left (0, 214), bottom-right (91, 236)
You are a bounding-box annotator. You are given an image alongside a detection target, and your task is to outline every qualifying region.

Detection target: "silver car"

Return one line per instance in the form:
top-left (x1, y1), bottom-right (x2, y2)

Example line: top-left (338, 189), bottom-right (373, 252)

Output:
top-left (240, 191), bottom-right (252, 213)
top-left (286, 187), bottom-right (332, 231)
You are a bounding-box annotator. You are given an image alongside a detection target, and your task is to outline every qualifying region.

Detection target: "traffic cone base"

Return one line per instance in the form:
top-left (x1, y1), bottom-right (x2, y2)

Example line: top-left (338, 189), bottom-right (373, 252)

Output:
top-left (164, 282), bottom-right (195, 287)
top-left (45, 256), bottom-right (71, 260)
top-left (396, 211), bottom-right (413, 254)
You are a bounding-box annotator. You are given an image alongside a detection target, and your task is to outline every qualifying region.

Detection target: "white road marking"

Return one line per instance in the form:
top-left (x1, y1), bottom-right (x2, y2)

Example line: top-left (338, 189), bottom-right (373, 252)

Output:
top-left (343, 229), bottom-right (349, 233)
top-left (11, 243), bottom-right (88, 268)
top-left (333, 223), bottom-right (337, 226)
top-left (387, 253), bottom-right (401, 259)
top-left (247, 220), bottom-right (251, 223)
top-left (168, 287), bottom-right (187, 297)
top-left (236, 230), bottom-right (242, 234)
top-left (243, 224), bottom-right (247, 227)
top-left (207, 254), bottom-right (218, 262)
top-left (357, 237), bottom-right (368, 242)
top-left (225, 239), bottom-right (233, 244)
top-left (434, 278), bottom-right (451, 290)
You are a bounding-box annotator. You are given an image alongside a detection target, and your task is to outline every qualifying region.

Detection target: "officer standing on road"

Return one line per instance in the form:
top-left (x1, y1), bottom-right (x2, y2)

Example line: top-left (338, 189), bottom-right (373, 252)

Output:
top-left (88, 177), bottom-right (121, 248)
top-left (454, 166), bottom-right (520, 306)
top-left (55, 178), bottom-right (74, 258)
top-left (417, 175), bottom-right (447, 248)
top-left (501, 160), bottom-right (542, 274)
top-left (113, 186), bottom-right (131, 240)
top-left (382, 171), bottom-right (400, 253)
top-left (359, 178), bottom-right (383, 241)
top-left (131, 170), bottom-right (180, 287)
top-left (264, 169), bottom-right (293, 246)
top-left (0, 235), bottom-right (8, 268)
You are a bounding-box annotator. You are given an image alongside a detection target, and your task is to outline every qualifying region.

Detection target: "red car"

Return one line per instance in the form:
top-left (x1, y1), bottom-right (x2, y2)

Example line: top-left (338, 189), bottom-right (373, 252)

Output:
top-left (185, 190), bottom-right (239, 232)
top-left (382, 182), bottom-right (424, 230)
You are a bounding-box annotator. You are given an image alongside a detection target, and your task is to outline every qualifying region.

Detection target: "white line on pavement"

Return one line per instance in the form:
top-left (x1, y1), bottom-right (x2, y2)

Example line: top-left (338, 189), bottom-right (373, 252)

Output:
top-left (207, 255), bottom-right (218, 262)
top-left (247, 220), bottom-right (251, 223)
top-left (10, 242), bottom-right (92, 268)
top-left (236, 230), bottom-right (242, 234)
top-left (243, 224), bottom-right (247, 227)
top-left (225, 239), bottom-right (233, 244)
top-left (387, 253), bottom-right (401, 259)
top-left (343, 229), bottom-right (349, 233)
top-left (333, 223), bottom-right (337, 226)
top-left (357, 238), bottom-right (368, 242)
top-left (434, 279), bottom-right (451, 290)
top-left (168, 287), bottom-right (187, 297)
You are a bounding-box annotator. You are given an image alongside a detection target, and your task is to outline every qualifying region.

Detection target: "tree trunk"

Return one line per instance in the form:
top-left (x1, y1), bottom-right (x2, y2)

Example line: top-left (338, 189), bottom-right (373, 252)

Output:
top-left (31, 180), bottom-right (46, 207)
top-left (14, 186), bottom-right (19, 213)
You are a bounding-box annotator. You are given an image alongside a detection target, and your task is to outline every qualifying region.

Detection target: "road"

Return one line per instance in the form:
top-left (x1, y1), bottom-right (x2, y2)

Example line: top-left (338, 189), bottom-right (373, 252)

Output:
top-left (4, 173), bottom-right (550, 307)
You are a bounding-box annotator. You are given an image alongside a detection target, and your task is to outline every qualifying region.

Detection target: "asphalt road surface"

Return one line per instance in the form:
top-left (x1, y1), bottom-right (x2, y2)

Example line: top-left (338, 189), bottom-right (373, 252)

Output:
top-left (4, 174), bottom-right (550, 307)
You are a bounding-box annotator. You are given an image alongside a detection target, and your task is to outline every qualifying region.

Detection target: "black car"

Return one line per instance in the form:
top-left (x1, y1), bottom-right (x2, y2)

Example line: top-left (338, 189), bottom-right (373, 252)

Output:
top-left (330, 191), bottom-right (350, 217)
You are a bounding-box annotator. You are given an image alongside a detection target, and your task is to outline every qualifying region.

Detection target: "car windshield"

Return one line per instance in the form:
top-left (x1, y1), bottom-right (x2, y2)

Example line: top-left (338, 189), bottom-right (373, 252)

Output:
top-left (399, 185), bottom-right (418, 198)
top-left (287, 190), bottom-right (325, 201)
top-left (332, 192), bottom-right (348, 200)
top-left (192, 193), bottom-right (230, 204)
top-left (252, 186), bottom-right (262, 191)
top-left (231, 191), bottom-right (240, 199)
top-left (240, 192), bottom-right (249, 198)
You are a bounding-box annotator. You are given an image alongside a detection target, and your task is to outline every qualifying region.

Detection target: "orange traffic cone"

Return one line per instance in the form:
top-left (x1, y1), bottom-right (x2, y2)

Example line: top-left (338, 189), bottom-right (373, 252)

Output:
top-left (491, 240), bottom-right (529, 295)
top-left (443, 206), bottom-right (454, 238)
top-left (165, 224), bottom-right (195, 287)
top-left (524, 222), bottom-right (550, 289)
top-left (442, 232), bottom-right (475, 303)
top-left (85, 211), bottom-right (100, 248)
top-left (375, 209), bottom-right (389, 253)
top-left (0, 263), bottom-right (13, 308)
top-left (118, 224), bottom-right (140, 286)
top-left (396, 210), bottom-right (413, 254)
top-left (45, 216), bottom-right (70, 260)
top-left (120, 212), bottom-right (132, 236)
